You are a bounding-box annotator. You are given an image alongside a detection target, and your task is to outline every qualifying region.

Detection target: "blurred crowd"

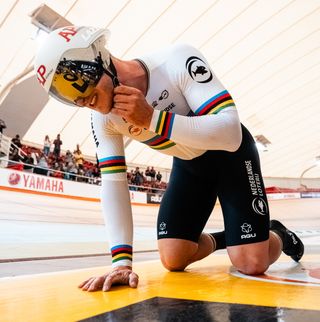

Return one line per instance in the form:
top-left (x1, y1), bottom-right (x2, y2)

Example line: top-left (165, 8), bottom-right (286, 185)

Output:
top-left (8, 133), bottom-right (101, 184)
top-left (127, 166), bottom-right (167, 193)
top-left (3, 128), bottom-right (167, 192)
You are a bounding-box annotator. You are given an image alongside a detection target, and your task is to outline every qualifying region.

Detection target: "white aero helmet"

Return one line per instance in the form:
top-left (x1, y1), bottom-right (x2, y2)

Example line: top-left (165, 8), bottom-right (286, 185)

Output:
top-left (34, 26), bottom-right (118, 106)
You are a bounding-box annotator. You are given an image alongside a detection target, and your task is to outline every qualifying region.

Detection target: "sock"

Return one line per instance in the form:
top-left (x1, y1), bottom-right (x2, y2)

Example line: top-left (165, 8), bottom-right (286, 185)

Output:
top-left (209, 231), bottom-right (226, 250)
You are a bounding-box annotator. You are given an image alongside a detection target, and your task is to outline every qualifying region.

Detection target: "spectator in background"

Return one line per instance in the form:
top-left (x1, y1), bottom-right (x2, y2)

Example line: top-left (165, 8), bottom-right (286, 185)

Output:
top-left (65, 149), bottom-right (73, 164)
top-left (10, 134), bottom-right (22, 154)
top-left (145, 166), bottom-right (151, 182)
top-left (53, 134), bottom-right (62, 159)
top-left (127, 170), bottom-right (132, 182)
top-left (84, 166), bottom-right (93, 183)
top-left (127, 169), bottom-right (135, 183)
top-left (34, 153), bottom-right (49, 176)
top-left (156, 171), bottom-right (162, 182)
top-left (0, 119), bottom-right (6, 157)
top-left (0, 119), bottom-right (6, 134)
top-left (127, 169), bottom-right (136, 190)
top-left (43, 135), bottom-right (51, 156)
top-left (153, 178), bottom-right (162, 193)
top-left (91, 164), bottom-right (101, 185)
top-left (73, 144), bottom-right (84, 169)
top-left (134, 167), bottom-right (144, 187)
top-left (150, 166), bottom-right (156, 181)
top-left (77, 165), bottom-right (85, 182)
top-left (50, 161), bottom-right (63, 178)
top-left (8, 149), bottom-right (22, 166)
top-left (67, 161), bottom-right (78, 181)
top-left (22, 151), bottom-right (34, 173)
top-left (62, 161), bottom-right (70, 180)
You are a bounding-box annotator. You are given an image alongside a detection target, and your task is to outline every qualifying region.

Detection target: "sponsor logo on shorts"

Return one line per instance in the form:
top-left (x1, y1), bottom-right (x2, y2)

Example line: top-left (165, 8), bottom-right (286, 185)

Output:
top-left (185, 56), bottom-right (213, 83)
top-left (245, 160), bottom-right (264, 196)
top-left (241, 223), bottom-right (256, 239)
top-left (252, 197), bottom-right (268, 215)
top-left (245, 160), bottom-right (269, 216)
top-left (159, 221), bottom-right (168, 236)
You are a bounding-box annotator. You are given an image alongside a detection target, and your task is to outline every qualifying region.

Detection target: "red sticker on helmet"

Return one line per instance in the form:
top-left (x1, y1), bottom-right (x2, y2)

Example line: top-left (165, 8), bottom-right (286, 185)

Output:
top-left (37, 65), bottom-right (46, 85)
top-left (58, 26), bottom-right (78, 42)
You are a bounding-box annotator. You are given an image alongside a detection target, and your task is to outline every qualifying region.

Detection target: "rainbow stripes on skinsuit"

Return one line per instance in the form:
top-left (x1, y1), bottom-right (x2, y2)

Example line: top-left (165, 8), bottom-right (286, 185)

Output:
top-left (111, 244), bottom-right (132, 264)
top-left (142, 134), bottom-right (176, 150)
top-left (99, 156), bottom-right (126, 174)
top-left (195, 90), bottom-right (235, 115)
top-left (155, 111), bottom-right (175, 138)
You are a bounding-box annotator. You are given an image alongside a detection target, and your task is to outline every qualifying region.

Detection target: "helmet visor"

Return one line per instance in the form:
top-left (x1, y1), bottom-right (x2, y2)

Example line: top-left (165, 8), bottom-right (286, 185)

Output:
top-left (50, 59), bottom-right (104, 106)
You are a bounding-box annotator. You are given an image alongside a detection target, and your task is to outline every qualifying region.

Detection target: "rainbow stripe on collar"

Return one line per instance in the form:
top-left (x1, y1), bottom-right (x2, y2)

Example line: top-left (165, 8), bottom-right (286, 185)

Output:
top-left (99, 156), bottom-right (127, 174)
top-left (195, 90), bottom-right (235, 115)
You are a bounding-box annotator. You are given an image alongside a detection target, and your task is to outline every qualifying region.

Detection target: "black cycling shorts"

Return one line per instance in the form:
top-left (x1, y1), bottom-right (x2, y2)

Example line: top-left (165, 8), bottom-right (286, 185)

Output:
top-left (157, 124), bottom-right (270, 246)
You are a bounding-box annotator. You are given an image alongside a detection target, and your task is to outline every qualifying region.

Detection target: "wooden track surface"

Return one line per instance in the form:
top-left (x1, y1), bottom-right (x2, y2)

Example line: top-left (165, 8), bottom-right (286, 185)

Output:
top-left (0, 190), bottom-right (319, 260)
top-left (0, 190), bottom-right (320, 321)
top-left (1, 190), bottom-right (320, 227)
top-left (1, 255), bottom-right (320, 322)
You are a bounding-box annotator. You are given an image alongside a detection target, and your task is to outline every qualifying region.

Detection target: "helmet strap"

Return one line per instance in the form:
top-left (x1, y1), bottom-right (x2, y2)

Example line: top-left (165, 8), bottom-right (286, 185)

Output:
top-left (97, 52), bottom-right (119, 87)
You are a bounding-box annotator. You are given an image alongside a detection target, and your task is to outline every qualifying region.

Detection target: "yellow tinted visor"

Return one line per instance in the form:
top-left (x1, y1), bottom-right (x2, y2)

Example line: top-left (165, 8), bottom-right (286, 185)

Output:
top-left (49, 59), bottom-right (104, 106)
top-left (51, 72), bottom-right (96, 104)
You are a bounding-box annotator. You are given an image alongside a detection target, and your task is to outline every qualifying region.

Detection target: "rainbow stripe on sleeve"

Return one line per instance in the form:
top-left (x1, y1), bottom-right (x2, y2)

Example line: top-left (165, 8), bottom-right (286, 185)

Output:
top-left (111, 244), bottom-right (133, 264)
top-left (155, 111), bottom-right (175, 138)
top-left (142, 134), bottom-right (176, 150)
top-left (99, 156), bottom-right (127, 174)
top-left (195, 90), bottom-right (235, 115)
